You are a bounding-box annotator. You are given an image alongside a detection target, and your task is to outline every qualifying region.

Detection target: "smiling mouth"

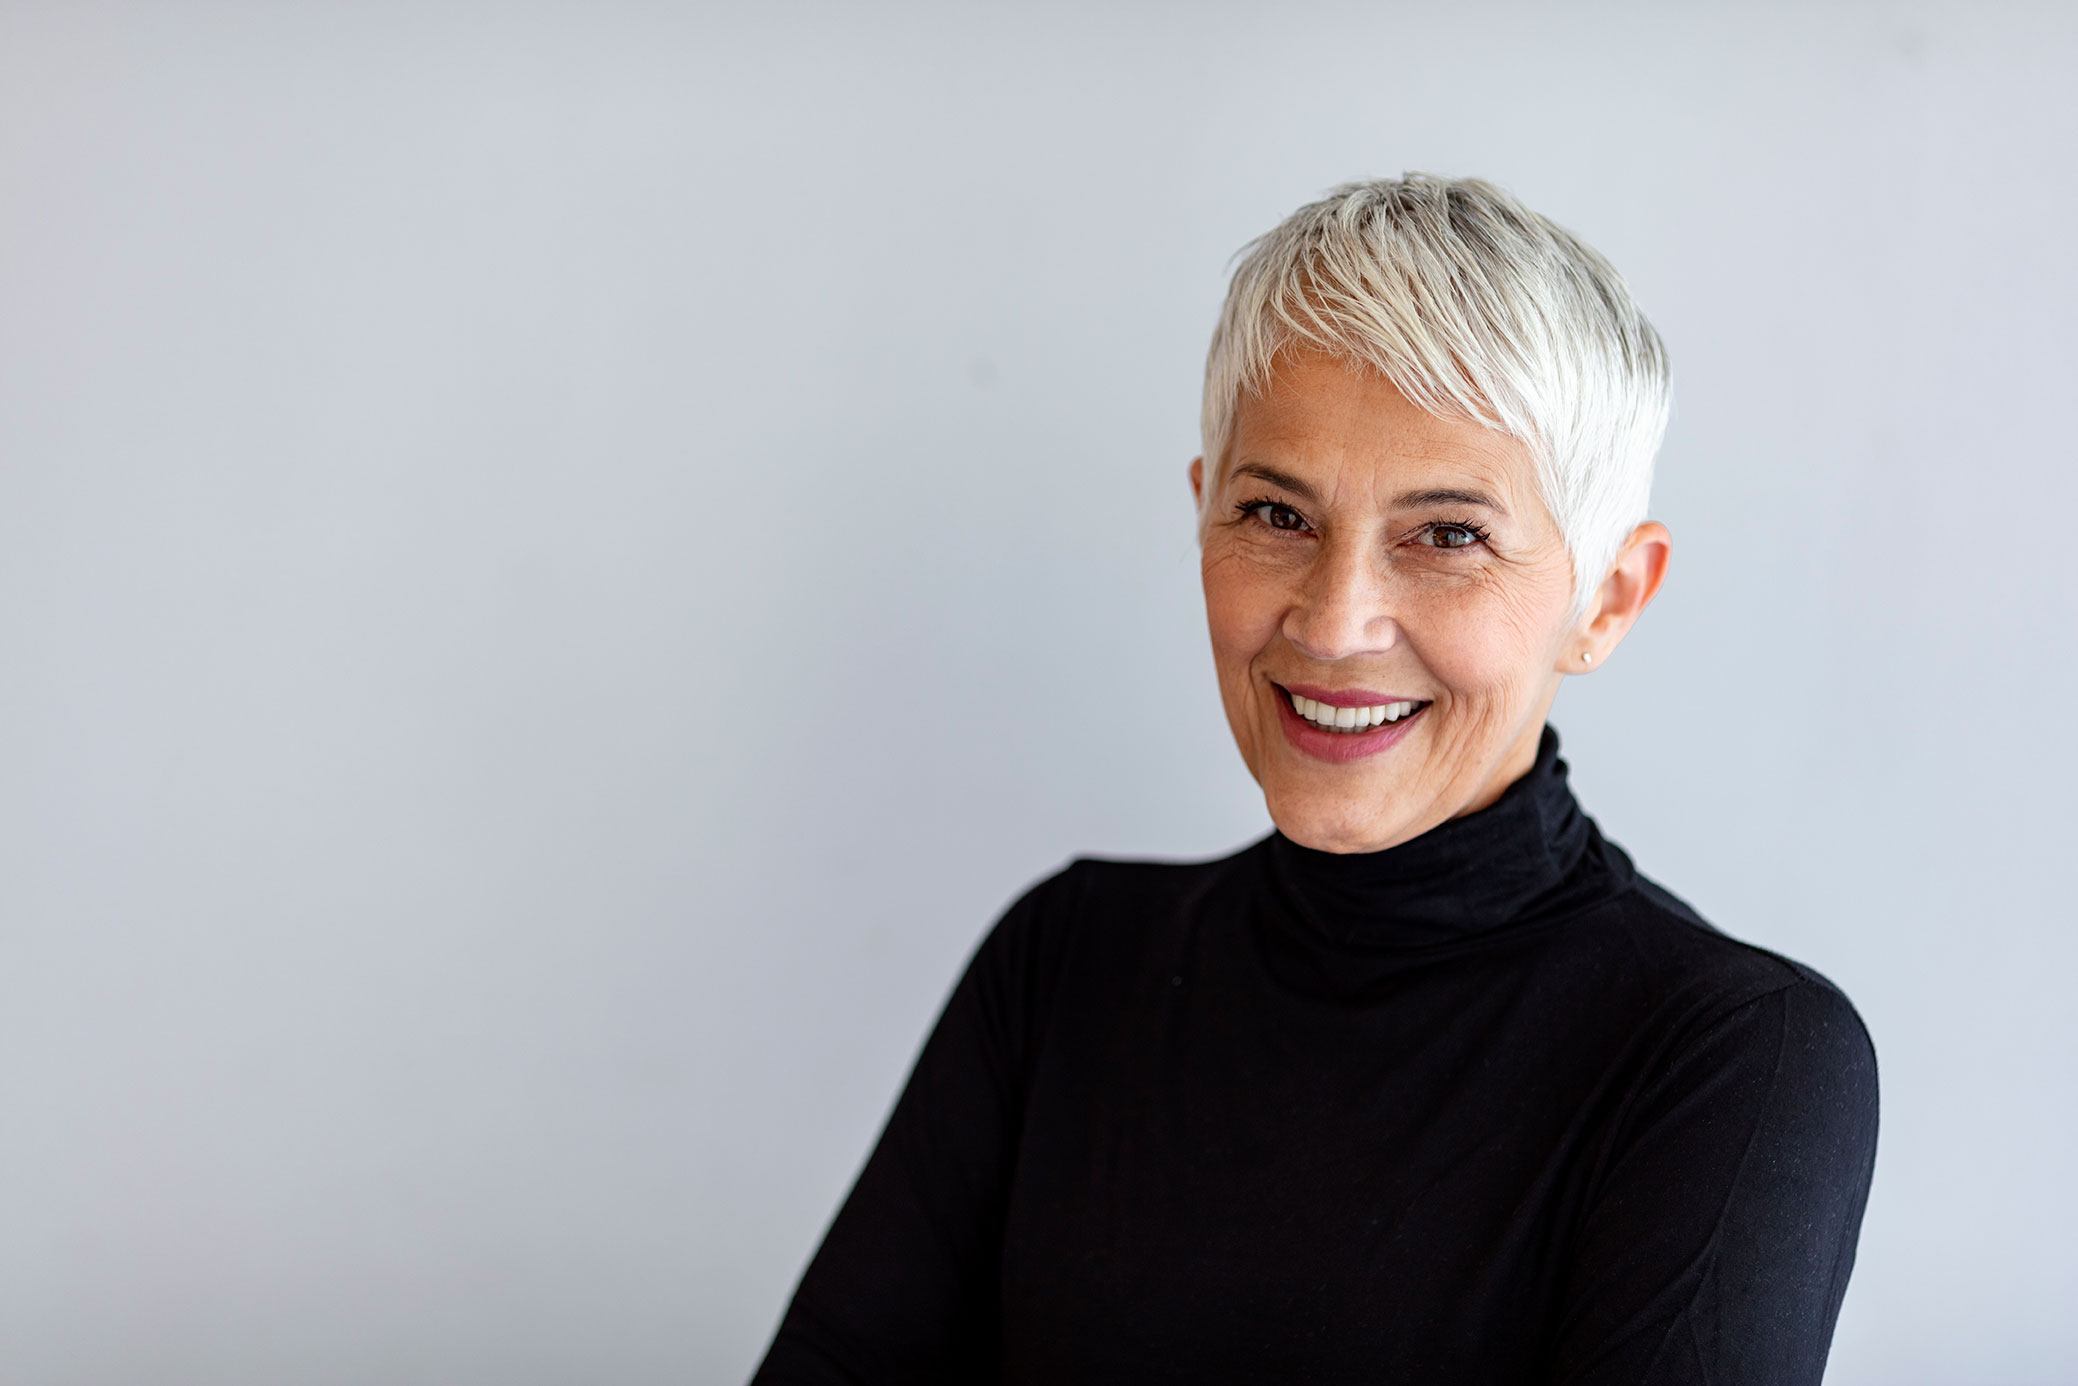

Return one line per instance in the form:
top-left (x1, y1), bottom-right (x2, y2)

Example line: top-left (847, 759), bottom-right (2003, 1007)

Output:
top-left (1282, 687), bottom-right (1431, 734)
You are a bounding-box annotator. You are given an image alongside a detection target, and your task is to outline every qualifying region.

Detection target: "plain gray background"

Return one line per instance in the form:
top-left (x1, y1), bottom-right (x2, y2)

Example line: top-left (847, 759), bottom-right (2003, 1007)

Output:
top-left (2, 2), bottom-right (2073, 1382)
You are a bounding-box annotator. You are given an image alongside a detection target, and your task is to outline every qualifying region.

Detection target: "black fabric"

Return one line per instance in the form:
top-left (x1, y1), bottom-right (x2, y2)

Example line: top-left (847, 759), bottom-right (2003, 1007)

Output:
top-left (753, 728), bottom-right (1878, 1385)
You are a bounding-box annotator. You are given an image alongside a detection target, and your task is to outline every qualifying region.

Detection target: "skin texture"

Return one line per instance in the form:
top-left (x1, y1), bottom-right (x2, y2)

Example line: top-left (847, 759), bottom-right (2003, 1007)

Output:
top-left (1192, 348), bottom-right (1671, 854)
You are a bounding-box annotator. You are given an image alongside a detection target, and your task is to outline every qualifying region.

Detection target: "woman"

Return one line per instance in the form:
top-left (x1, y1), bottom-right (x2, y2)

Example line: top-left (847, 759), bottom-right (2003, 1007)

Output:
top-left (752, 175), bottom-right (1878, 1384)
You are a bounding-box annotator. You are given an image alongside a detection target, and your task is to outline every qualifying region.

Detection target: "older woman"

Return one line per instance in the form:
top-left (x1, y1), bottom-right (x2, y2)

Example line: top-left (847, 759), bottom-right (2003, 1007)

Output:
top-left (752, 175), bottom-right (1878, 1385)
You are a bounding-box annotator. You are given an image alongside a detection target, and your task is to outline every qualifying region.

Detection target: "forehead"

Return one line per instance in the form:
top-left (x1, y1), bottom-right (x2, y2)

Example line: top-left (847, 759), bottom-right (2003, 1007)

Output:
top-left (1225, 349), bottom-right (1537, 507)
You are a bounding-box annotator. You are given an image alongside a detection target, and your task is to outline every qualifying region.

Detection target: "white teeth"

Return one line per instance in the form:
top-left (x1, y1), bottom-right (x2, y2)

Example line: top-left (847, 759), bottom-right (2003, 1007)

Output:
top-left (1287, 691), bottom-right (1426, 733)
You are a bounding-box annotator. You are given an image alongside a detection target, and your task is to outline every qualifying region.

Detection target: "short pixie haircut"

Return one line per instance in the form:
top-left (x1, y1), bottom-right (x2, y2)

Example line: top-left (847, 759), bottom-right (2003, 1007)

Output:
top-left (1199, 174), bottom-right (1671, 621)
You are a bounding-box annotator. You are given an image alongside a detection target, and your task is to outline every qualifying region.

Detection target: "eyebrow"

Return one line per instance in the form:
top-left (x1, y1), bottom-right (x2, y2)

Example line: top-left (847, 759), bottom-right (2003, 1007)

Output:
top-left (1228, 462), bottom-right (1320, 504)
top-left (1393, 487), bottom-right (1509, 514)
top-left (1230, 464), bottom-right (1508, 516)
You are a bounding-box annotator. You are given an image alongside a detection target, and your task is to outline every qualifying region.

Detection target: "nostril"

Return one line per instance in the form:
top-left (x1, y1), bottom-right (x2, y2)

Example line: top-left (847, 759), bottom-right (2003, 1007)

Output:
top-left (1282, 611), bottom-right (1400, 664)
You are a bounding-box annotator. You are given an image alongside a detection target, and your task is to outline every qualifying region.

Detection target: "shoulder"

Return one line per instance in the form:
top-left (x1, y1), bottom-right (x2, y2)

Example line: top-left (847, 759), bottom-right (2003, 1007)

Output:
top-left (1572, 864), bottom-right (1879, 1123)
top-left (1549, 887), bottom-right (1881, 1383)
top-left (1581, 862), bottom-right (1871, 1045)
top-left (990, 839), bottom-right (1265, 942)
top-left (953, 843), bottom-right (1264, 1075)
top-left (971, 840), bottom-right (1264, 995)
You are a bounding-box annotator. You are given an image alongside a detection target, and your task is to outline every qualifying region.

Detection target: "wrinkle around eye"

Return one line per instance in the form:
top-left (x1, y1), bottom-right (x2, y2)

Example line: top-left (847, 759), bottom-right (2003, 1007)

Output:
top-left (1394, 519), bottom-right (1494, 552)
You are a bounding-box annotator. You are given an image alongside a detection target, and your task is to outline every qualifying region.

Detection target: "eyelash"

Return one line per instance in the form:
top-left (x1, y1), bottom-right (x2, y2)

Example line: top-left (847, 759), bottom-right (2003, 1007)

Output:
top-left (1232, 497), bottom-right (1491, 549)
top-left (1233, 496), bottom-right (1309, 531)
top-left (1422, 518), bottom-right (1492, 549)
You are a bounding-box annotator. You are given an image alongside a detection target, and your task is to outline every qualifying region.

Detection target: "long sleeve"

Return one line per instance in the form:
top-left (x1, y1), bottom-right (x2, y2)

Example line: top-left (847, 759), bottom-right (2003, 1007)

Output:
top-left (1549, 977), bottom-right (1881, 1385)
top-left (751, 871), bottom-right (1071, 1385)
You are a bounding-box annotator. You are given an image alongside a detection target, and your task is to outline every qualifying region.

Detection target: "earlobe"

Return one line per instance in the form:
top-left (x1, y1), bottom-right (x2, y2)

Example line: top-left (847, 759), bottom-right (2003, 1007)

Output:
top-left (1561, 522), bottom-right (1673, 674)
top-left (1188, 456), bottom-right (1205, 507)
top-left (1555, 633), bottom-right (1598, 676)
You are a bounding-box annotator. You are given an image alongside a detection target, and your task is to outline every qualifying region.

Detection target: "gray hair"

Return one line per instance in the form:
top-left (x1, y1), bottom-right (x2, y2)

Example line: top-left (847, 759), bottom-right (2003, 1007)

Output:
top-left (1199, 174), bottom-right (1671, 621)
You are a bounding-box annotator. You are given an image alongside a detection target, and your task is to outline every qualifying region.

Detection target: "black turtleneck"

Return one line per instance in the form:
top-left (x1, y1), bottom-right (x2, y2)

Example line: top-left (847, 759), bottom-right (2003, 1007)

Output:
top-left (753, 730), bottom-right (1878, 1385)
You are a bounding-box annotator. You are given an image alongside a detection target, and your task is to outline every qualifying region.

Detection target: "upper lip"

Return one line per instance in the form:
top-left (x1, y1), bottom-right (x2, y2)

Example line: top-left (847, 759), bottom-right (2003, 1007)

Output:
top-left (1278, 682), bottom-right (1429, 708)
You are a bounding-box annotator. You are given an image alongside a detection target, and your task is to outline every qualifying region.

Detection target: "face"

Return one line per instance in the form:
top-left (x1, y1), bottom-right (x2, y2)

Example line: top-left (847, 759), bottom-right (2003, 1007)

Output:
top-left (1193, 348), bottom-right (1592, 854)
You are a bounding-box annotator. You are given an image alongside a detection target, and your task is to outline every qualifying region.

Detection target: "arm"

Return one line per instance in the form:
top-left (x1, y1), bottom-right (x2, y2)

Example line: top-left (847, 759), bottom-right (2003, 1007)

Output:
top-left (1550, 978), bottom-right (1880, 1385)
top-left (751, 871), bottom-right (1071, 1385)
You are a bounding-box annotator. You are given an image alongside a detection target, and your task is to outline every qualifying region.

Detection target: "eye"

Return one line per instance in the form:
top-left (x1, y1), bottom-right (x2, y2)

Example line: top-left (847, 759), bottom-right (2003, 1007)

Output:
top-left (1235, 498), bottom-right (1312, 533)
top-left (1418, 521), bottom-right (1489, 550)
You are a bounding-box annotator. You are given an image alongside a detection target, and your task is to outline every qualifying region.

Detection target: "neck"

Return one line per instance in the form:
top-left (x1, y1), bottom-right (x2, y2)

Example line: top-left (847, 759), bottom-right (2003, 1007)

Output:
top-left (1259, 725), bottom-right (1633, 952)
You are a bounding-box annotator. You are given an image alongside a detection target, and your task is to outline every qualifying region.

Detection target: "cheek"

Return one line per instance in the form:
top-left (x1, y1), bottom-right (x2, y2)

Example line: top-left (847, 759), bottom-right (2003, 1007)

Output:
top-left (1200, 546), bottom-right (1285, 678)
top-left (1406, 570), bottom-right (1568, 702)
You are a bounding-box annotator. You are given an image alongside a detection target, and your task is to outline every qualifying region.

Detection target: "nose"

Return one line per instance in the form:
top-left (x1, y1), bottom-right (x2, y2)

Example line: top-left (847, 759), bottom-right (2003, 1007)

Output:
top-left (1282, 532), bottom-right (1401, 662)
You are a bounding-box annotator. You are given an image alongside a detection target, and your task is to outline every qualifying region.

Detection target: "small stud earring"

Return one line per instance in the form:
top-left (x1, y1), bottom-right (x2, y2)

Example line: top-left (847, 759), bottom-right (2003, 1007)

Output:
top-left (1580, 651), bottom-right (1593, 665)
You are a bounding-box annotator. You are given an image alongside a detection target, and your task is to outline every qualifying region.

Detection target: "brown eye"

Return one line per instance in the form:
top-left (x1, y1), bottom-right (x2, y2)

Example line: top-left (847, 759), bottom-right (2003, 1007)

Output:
top-left (1248, 502), bottom-right (1309, 532)
top-left (1423, 523), bottom-right (1482, 549)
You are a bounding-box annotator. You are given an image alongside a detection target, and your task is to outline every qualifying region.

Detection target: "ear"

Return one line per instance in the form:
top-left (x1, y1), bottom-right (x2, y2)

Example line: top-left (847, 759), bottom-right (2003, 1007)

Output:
top-left (1188, 455), bottom-right (1205, 509)
top-left (1563, 522), bottom-right (1672, 673)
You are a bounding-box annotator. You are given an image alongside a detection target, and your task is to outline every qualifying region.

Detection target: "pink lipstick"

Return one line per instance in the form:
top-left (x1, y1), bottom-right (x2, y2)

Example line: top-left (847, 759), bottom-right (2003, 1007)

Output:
top-left (1273, 683), bottom-right (1430, 764)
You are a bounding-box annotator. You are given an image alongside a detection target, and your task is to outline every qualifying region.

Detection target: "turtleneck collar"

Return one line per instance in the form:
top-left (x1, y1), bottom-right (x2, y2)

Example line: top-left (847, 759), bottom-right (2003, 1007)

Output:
top-left (1260, 726), bottom-right (1631, 951)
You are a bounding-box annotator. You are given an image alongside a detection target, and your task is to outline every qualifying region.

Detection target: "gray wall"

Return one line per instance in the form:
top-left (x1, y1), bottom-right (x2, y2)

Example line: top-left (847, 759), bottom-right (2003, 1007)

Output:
top-left (2, 2), bottom-right (2072, 1382)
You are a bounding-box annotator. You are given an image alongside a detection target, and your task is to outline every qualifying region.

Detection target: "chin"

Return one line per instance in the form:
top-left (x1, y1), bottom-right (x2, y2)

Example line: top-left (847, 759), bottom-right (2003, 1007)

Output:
top-left (1264, 790), bottom-right (1406, 855)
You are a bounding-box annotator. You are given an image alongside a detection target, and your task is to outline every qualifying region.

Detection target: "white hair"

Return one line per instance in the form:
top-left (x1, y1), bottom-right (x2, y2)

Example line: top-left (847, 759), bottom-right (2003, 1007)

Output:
top-left (1199, 174), bottom-right (1671, 622)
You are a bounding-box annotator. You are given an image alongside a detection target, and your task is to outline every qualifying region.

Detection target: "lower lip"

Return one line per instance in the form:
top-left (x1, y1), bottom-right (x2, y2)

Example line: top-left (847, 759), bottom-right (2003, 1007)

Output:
top-left (1274, 690), bottom-right (1427, 764)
